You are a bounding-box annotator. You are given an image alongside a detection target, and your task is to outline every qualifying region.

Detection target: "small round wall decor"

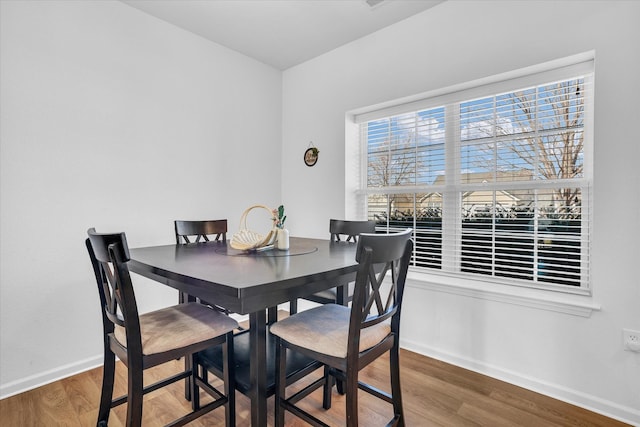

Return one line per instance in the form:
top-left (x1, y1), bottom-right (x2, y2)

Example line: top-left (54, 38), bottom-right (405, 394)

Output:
top-left (304, 143), bottom-right (319, 167)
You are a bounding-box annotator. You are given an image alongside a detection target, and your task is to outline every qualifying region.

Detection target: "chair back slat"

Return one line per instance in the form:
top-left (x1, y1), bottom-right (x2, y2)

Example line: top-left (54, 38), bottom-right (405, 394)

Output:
top-left (349, 229), bottom-right (413, 356)
top-left (175, 220), bottom-right (227, 244)
top-left (329, 219), bottom-right (376, 243)
top-left (102, 264), bottom-right (123, 327)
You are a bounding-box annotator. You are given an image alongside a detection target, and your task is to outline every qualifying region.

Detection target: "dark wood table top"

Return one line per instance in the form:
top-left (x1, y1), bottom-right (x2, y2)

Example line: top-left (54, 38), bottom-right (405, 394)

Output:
top-left (128, 237), bottom-right (359, 315)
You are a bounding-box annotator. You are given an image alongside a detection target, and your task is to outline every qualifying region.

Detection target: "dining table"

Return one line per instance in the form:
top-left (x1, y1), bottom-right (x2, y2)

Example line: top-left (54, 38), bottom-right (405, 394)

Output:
top-left (127, 236), bottom-right (360, 427)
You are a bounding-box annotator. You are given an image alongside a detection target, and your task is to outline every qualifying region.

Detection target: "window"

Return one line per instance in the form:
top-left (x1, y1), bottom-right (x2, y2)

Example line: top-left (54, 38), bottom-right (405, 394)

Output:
top-left (355, 56), bottom-right (593, 293)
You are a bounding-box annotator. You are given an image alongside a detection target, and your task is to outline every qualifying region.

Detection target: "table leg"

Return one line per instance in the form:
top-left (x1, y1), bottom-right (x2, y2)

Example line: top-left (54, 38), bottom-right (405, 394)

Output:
top-left (267, 306), bottom-right (278, 324)
top-left (249, 310), bottom-right (268, 427)
top-left (336, 285), bottom-right (347, 306)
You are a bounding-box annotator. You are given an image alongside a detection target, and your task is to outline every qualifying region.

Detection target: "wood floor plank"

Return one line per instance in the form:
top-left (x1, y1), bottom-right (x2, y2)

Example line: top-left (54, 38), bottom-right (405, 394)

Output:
top-left (59, 373), bottom-right (100, 417)
top-left (488, 386), bottom-right (627, 427)
top-left (0, 348), bottom-right (631, 427)
top-left (33, 384), bottom-right (66, 425)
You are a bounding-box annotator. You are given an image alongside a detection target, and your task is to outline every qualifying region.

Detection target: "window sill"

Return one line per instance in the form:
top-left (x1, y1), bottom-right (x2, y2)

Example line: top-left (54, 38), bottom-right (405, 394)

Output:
top-left (406, 270), bottom-right (601, 317)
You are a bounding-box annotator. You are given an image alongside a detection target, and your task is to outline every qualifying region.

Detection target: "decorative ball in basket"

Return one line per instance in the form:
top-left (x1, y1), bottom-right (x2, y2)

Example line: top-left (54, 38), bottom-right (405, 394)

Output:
top-left (230, 205), bottom-right (278, 251)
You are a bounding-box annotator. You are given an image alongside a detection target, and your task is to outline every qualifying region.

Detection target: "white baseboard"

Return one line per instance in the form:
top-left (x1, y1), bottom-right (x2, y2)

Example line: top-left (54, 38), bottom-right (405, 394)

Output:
top-left (0, 355), bottom-right (103, 400)
top-left (400, 338), bottom-right (640, 427)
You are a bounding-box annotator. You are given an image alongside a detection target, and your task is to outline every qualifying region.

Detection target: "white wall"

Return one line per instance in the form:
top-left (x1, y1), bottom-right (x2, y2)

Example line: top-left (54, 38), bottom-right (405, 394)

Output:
top-left (2, 0), bottom-right (639, 423)
top-left (0, 0), bottom-right (282, 397)
top-left (282, 0), bottom-right (640, 424)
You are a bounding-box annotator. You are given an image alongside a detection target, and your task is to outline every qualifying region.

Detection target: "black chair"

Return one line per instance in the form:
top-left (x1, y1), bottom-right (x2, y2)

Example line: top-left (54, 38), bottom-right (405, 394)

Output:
top-left (329, 219), bottom-right (377, 243)
top-left (174, 219), bottom-right (227, 245)
top-left (290, 219), bottom-right (376, 314)
top-left (174, 219), bottom-right (242, 401)
top-left (270, 228), bottom-right (413, 427)
top-left (174, 219), bottom-right (227, 305)
top-left (86, 228), bottom-right (237, 427)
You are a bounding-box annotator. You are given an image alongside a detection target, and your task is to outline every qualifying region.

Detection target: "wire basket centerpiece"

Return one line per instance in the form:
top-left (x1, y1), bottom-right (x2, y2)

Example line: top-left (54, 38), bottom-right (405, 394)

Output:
top-left (229, 205), bottom-right (278, 251)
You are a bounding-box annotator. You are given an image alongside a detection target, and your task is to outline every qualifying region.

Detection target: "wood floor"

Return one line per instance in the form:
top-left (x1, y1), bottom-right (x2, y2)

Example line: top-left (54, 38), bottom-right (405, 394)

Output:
top-left (0, 348), bottom-right (629, 427)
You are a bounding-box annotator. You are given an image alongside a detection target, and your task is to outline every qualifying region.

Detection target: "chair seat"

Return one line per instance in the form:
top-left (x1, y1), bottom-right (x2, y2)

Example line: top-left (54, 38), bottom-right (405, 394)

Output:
top-left (114, 302), bottom-right (238, 356)
top-left (270, 303), bottom-right (390, 359)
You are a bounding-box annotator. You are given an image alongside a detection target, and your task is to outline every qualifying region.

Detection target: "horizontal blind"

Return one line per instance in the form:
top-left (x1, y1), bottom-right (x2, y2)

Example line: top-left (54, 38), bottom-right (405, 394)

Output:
top-left (366, 107), bottom-right (446, 189)
top-left (361, 57), bottom-right (593, 292)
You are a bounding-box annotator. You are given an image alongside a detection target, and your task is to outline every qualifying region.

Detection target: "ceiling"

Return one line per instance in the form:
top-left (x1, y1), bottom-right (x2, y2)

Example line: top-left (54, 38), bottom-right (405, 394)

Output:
top-left (121, 0), bottom-right (444, 70)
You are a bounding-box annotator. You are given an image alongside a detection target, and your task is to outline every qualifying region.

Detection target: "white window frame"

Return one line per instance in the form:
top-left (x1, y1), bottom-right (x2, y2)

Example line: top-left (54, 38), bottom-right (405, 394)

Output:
top-left (346, 52), bottom-right (600, 317)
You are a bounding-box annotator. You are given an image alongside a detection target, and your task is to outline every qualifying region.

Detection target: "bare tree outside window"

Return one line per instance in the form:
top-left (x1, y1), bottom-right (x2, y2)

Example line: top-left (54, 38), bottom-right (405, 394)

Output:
top-left (462, 78), bottom-right (585, 219)
top-left (367, 112), bottom-right (444, 218)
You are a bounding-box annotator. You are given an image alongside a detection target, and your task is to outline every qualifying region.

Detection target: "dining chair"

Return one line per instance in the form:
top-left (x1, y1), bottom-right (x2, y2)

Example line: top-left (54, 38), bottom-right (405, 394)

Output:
top-left (329, 219), bottom-right (377, 243)
top-left (86, 228), bottom-right (238, 427)
top-left (270, 228), bottom-right (413, 427)
top-left (174, 219), bottom-right (239, 401)
top-left (174, 219), bottom-right (227, 244)
top-left (174, 219), bottom-right (228, 304)
top-left (290, 219), bottom-right (376, 314)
